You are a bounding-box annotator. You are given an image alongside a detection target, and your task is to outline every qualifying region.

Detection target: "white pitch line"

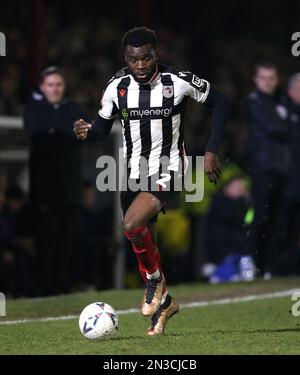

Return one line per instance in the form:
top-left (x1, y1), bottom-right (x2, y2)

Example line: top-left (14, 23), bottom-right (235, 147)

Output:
top-left (0, 288), bottom-right (298, 326)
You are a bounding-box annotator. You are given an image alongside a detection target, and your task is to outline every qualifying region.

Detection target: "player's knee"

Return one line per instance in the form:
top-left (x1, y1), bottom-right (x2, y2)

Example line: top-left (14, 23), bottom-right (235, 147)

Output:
top-left (122, 217), bottom-right (139, 233)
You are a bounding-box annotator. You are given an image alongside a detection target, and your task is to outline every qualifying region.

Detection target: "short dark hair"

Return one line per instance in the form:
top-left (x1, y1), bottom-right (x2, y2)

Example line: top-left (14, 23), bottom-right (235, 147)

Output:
top-left (40, 66), bottom-right (64, 83)
top-left (254, 62), bottom-right (278, 75)
top-left (122, 27), bottom-right (157, 50)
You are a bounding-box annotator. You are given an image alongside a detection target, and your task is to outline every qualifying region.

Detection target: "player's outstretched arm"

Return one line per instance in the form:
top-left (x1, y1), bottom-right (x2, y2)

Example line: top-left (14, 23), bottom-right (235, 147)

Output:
top-left (73, 115), bottom-right (114, 142)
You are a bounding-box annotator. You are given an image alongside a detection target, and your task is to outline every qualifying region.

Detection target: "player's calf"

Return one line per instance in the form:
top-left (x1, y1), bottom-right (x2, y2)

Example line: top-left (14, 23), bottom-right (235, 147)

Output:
top-left (124, 224), bottom-right (167, 315)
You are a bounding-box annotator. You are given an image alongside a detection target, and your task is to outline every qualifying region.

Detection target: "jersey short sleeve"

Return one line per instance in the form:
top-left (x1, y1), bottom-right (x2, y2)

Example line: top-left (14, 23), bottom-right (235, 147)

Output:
top-left (178, 71), bottom-right (210, 103)
top-left (98, 81), bottom-right (116, 120)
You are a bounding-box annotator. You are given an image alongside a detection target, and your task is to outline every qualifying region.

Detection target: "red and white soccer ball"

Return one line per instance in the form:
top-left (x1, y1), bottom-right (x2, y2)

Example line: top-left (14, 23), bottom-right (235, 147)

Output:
top-left (79, 302), bottom-right (119, 340)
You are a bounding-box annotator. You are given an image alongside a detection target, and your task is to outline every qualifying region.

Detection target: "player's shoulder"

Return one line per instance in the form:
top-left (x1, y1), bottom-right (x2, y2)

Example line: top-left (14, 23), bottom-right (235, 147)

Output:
top-left (160, 65), bottom-right (190, 84)
top-left (160, 65), bottom-right (183, 80)
top-left (165, 67), bottom-right (208, 91)
top-left (106, 67), bottom-right (131, 87)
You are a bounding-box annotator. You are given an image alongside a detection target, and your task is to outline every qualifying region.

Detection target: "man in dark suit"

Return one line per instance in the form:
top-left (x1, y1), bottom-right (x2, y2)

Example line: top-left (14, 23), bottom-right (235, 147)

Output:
top-left (282, 73), bottom-right (300, 274)
top-left (24, 66), bottom-right (85, 295)
top-left (244, 63), bottom-right (290, 277)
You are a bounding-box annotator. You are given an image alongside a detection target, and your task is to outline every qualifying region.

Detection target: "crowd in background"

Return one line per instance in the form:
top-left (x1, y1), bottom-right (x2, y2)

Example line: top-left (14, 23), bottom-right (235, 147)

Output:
top-left (1, 2), bottom-right (299, 167)
top-left (0, 177), bottom-right (114, 297)
top-left (1, 1), bottom-right (300, 297)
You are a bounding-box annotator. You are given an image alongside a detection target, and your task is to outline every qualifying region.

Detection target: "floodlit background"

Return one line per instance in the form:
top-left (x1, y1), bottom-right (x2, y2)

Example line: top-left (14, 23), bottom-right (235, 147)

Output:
top-left (0, 0), bottom-right (300, 296)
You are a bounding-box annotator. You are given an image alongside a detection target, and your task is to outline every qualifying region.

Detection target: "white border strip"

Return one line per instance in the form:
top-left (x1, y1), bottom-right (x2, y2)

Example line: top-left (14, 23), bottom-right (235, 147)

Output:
top-left (0, 288), bottom-right (298, 326)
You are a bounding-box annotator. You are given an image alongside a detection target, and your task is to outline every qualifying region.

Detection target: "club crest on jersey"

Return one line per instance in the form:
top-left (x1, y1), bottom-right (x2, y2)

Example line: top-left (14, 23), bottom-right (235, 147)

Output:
top-left (163, 85), bottom-right (174, 98)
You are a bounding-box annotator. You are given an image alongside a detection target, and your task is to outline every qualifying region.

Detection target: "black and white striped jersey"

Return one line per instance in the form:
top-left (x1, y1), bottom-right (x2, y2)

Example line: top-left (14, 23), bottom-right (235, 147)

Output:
top-left (98, 64), bottom-right (210, 178)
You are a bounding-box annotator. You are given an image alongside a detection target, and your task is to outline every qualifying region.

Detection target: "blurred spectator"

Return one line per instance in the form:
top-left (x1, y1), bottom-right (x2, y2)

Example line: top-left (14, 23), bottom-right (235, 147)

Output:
top-left (203, 176), bottom-right (255, 283)
top-left (205, 176), bottom-right (250, 263)
top-left (0, 185), bottom-right (36, 297)
top-left (244, 63), bottom-right (290, 278)
top-left (281, 73), bottom-right (300, 274)
top-left (23, 66), bottom-right (85, 296)
top-left (72, 181), bottom-right (113, 290)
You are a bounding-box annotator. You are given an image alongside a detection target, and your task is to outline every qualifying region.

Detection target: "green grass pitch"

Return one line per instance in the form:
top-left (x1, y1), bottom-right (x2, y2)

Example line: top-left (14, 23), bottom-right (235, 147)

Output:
top-left (0, 278), bottom-right (300, 354)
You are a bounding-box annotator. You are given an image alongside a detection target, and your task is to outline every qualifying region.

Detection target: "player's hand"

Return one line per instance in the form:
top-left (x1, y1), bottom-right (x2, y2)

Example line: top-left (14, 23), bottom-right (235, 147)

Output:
top-left (204, 151), bottom-right (221, 185)
top-left (73, 119), bottom-right (92, 140)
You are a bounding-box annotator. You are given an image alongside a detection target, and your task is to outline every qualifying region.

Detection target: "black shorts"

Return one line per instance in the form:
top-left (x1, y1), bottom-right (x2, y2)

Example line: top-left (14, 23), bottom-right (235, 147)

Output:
top-left (120, 170), bottom-right (182, 223)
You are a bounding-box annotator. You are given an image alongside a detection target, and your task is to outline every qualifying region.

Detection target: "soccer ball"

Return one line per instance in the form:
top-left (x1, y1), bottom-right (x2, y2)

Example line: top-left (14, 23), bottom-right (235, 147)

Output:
top-left (79, 302), bottom-right (119, 340)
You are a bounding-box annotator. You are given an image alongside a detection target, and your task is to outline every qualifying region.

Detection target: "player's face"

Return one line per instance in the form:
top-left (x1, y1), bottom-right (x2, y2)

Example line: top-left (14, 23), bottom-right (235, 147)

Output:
top-left (254, 67), bottom-right (279, 95)
top-left (288, 79), bottom-right (300, 105)
top-left (125, 44), bottom-right (157, 84)
top-left (40, 73), bottom-right (65, 104)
